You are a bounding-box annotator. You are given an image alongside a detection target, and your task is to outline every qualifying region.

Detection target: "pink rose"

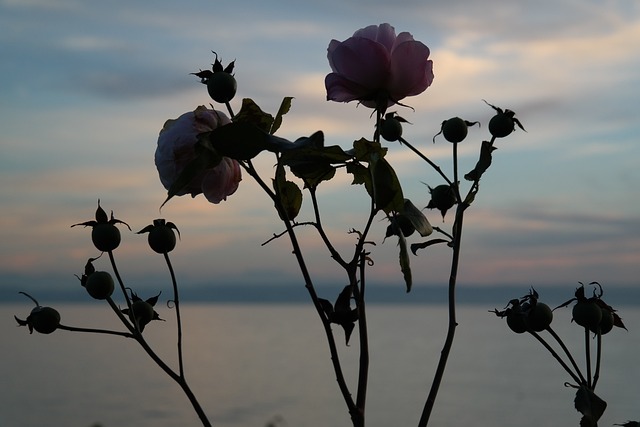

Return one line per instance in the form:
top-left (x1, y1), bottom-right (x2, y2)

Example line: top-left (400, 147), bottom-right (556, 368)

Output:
top-left (155, 106), bottom-right (242, 204)
top-left (325, 23), bottom-right (433, 109)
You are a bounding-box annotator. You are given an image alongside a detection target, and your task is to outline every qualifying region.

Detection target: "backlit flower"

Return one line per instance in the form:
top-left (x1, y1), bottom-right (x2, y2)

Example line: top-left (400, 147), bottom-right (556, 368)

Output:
top-left (155, 106), bottom-right (242, 204)
top-left (325, 23), bottom-right (433, 110)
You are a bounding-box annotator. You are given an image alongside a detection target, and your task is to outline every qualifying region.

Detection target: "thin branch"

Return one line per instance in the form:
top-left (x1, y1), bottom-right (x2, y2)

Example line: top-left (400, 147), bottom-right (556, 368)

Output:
top-left (105, 297), bottom-right (212, 426)
top-left (107, 250), bottom-right (137, 332)
top-left (309, 187), bottom-right (348, 268)
top-left (529, 330), bottom-right (583, 385)
top-left (354, 252), bottom-right (370, 415)
top-left (418, 203), bottom-right (465, 426)
top-left (164, 252), bottom-right (185, 379)
top-left (546, 326), bottom-right (587, 385)
top-left (398, 136), bottom-right (452, 186)
top-left (592, 330), bottom-right (602, 389)
top-left (585, 327), bottom-right (592, 388)
top-left (244, 157), bottom-right (359, 425)
top-left (57, 324), bottom-right (134, 338)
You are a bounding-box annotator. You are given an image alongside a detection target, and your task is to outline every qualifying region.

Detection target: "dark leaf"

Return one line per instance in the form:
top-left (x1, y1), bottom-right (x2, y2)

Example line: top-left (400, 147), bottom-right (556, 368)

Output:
top-left (346, 162), bottom-right (370, 187)
top-left (410, 239), bottom-right (449, 255)
top-left (95, 201), bottom-right (109, 223)
top-left (146, 292), bottom-right (161, 307)
top-left (273, 163), bottom-right (303, 220)
top-left (233, 98), bottom-right (274, 133)
top-left (398, 233), bottom-right (412, 292)
top-left (271, 96), bottom-right (294, 135)
top-left (574, 385), bottom-right (607, 423)
top-left (205, 122), bottom-right (271, 161)
top-left (329, 286), bottom-right (359, 345)
top-left (371, 155), bottom-right (404, 213)
top-left (402, 199), bottom-right (433, 237)
top-left (285, 159), bottom-right (336, 188)
top-left (341, 322), bottom-right (356, 346)
top-left (275, 131), bottom-right (324, 152)
top-left (352, 138), bottom-right (387, 162)
top-left (464, 140), bottom-right (497, 181)
top-left (191, 69), bottom-right (214, 81)
top-left (280, 140), bottom-right (350, 188)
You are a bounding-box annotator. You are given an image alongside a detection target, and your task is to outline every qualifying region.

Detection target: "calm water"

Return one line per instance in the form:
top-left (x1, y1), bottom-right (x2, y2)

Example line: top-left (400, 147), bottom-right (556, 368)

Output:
top-left (2, 303), bottom-right (639, 427)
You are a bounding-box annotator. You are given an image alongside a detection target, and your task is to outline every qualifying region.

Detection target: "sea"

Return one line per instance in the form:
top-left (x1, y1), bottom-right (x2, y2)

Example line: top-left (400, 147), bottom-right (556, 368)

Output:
top-left (2, 302), bottom-right (639, 427)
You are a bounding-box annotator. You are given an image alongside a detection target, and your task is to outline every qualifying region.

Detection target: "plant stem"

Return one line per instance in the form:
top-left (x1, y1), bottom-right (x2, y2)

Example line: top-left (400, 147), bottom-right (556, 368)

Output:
top-left (585, 327), bottom-right (592, 388)
top-left (243, 159), bottom-right (360, 425)
top-left (57, 324), bottom-right (134, 338)
top-left (398, 137), bottom-right (453, 187)
top-left (309, 187), bottom-right (348, 268)
top-left (529, 330), bottom-right (582, 385)
top-left (105, 296), bottom-right (213, 426)
top-left (164, 252), bottom-right (185, 379)
top-left (592, 330), bottom-right (602, 389)
top-left (546, 326), bottom-right (587, 385)
top-left (107, 250), bottom-right (137, 332)
top-left (546, 326), bottom-right (587, 384)
top-left (418, 203), bottom-right (465, 427)
top-left (353, 252), bottom-right (370, 417)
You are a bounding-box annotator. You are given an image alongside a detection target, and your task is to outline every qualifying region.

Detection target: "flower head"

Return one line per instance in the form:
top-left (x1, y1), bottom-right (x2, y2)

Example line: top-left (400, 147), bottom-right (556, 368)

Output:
top-left (325, 23), bottom-right (433, 111)
top-left (155, 106), bottom-right (242, 204)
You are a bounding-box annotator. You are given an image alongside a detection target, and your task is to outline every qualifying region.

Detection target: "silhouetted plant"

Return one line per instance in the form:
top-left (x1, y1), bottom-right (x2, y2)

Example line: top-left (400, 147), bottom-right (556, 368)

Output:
top-left (13, 22), bottom-right (634, 427)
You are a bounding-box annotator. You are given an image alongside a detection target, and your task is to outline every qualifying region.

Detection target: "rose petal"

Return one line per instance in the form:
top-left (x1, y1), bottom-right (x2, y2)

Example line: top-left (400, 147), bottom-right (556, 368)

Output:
top-left (354, 23), bottom-right (396, 52)
top-left (325, 73), bottom-right (370, 102)
top-left (329, 37), bottom-right (390, 89)
top-left (388, 41), bottom-right (433, 100)
top-left (202, 157), bottom-right (242, 204)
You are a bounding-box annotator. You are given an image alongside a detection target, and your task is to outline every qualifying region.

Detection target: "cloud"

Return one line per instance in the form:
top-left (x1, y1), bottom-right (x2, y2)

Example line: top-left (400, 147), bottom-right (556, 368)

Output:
top-left (1, 0), bottom-right (638, 292)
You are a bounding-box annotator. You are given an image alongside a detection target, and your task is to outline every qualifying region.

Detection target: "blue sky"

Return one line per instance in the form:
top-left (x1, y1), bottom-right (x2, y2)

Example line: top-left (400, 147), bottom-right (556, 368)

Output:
top-left (1, 0), bottom-right (639, 299)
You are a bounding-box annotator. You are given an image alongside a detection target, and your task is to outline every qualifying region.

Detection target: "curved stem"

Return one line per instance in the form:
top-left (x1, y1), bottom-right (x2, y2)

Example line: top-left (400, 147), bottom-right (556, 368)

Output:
top-left (57, 323), bottom-right (134, 338)
top-left (592, 330), bottom-right (602, 389)
top-left (546, 326), bottom-right (587, 385)
top-left (104, 296), bottom-right (212, 426)
top-left (243, 159), bottom-right (359, 425)
top-left (529, 330), bottom-right (583, 385)
top-left (107, 250), bottom-right (137, 332)
top-left (585, 327), bottom-right (592, 388)
top-left (452, 142), bottom-right (461, 202)
top-left (418, 203), bottom-right (465, 427)
top-left (224, 101), bottom-right (235, 118)
top-left (398, 137), bottom-right (452, 186)
top-left (164, 252), bottom-right (185, 379)
top-left (309, 187), bottom-right (348, 268)
top-left (354, 252), bottom-right (370, 415)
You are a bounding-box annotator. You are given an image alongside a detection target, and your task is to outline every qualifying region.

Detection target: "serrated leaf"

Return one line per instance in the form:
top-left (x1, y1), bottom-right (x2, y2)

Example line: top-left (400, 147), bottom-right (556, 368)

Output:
top-left (353, 137), bottom-right (387, 161)
top-left (320, 286), bottom-right (359, 345)
top-left (403, 199), bottom-right (433, 237)
top-left (203, 122), bottom-right (270, 161)
top-left (410, 239), bottom-right (449, 255)
top-left (574, 385), bottom-right (607, 423)
top-left (233, 98), bottom-right (274, 133)
top-left (371, 155), bottom-right (404, 213)
top-left (273, 163), bottom-right (302, 220)
top-left (275, 131), bottom-right (324, 152)
top-left (280, 140), bottom-right (350, 188)
top-left (346, 162), bottom-right (371, 187)
top-left (275, 180), bottom-right (303, 221)
top-left (398, 233), bottom-right (412, 292)
top-left (464, 140), bottom-right (497, 181)
top-left (271, 96), bottom-right (294, 134)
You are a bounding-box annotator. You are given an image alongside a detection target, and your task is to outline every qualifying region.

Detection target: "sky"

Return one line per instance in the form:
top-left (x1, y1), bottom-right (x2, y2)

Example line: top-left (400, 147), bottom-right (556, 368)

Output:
top-left (1, 0), bottom-right (639, 301)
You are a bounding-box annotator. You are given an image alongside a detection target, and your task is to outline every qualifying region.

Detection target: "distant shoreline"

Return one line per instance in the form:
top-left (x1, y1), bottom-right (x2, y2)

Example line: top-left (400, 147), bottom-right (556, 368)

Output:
top-left (2, 284), bottom-right (639, 306)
